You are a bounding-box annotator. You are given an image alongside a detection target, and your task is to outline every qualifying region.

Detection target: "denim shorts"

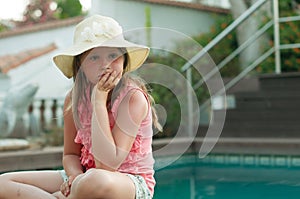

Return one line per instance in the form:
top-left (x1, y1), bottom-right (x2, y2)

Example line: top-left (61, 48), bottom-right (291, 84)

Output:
top-left (59, 170), bottom-right (152, 198)
top-left (126, 174), bottom-right (152, 199)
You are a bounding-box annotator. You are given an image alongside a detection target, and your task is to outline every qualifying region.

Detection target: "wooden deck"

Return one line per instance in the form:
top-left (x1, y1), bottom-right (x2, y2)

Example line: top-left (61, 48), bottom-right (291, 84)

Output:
top-left (1, 137), bottom-right (300, 173)
top-left (0, 146), bottom-right (63, 172)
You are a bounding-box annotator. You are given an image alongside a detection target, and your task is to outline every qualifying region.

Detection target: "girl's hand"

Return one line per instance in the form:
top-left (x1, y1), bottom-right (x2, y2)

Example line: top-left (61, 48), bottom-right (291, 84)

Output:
top-left (60, 175), bottom-right (76, 197)
top-left (97, 70), bottom-right (121, 92)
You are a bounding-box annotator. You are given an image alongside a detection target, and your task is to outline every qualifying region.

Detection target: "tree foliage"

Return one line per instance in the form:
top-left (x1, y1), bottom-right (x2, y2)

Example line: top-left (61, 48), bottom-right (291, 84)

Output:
top-left (144, 14), bottom-right (238, 138)
top-left (151, 55), bottom-right (209, 138)
top-left (56, 0), bottom-right (83, 19)
top-left (192, 15), bottom-right (240, 77)
top-left (0, 23), bottom-right (8, 32)
top-left (20, 0), bottom-right (56, 26)
top-left (147, 1), bottom-right (300, 138)
top-left (257, 0), bottom-right (300, 73)
top-left (17, 0), bottom-right (84, 27)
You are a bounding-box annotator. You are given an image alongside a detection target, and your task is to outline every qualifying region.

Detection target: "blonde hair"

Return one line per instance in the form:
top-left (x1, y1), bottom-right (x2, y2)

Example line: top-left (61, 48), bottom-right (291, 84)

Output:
top-left (67, 48), bottom-right (162, 132)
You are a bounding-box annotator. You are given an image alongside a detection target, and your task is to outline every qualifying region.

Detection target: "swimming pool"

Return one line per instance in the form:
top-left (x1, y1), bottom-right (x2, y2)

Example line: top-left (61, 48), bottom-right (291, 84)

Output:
top-left (153, 154), bottom-right (300, 199)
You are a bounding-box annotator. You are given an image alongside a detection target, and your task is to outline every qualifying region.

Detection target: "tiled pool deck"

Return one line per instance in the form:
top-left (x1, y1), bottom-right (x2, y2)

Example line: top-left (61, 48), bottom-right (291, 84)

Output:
top-left (1, 137), bottom-right (300, 172)
top-left (153, 137), bottom-right (300, 169)
top-left (155, 153), bottom-right (300, 170)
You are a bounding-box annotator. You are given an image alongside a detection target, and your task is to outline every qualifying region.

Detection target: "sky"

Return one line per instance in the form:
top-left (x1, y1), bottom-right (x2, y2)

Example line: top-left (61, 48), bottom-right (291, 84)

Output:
top-left (0, 0), bottom-right (91, 20)
top-left (0, 0), bottom-right (231, 20)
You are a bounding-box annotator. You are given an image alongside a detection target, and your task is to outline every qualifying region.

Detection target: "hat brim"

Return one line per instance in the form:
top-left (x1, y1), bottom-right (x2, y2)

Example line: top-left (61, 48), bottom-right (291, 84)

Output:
top-left (53, 37), bottom-right (149, 79)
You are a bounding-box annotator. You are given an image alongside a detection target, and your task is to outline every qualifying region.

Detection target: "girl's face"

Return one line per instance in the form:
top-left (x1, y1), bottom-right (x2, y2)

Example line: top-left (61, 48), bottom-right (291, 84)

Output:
top-left (80, 47), bottom-right (125, 84)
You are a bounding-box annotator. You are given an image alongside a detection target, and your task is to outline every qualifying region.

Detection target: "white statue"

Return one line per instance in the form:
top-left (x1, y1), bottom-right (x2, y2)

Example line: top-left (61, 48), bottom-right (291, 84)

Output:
top-left (0, 84), bottom-right (39, 138)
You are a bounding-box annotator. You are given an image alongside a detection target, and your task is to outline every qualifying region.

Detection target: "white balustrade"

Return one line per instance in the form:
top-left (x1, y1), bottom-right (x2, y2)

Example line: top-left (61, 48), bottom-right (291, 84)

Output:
top-left (32, 100), bottom-right (42, 125)
top-left (44, 99), bottom-right (53, 128)
top-left (30, 98), bottom-right (65, 134)
top-left (56, 99), bottom-right (64, 127)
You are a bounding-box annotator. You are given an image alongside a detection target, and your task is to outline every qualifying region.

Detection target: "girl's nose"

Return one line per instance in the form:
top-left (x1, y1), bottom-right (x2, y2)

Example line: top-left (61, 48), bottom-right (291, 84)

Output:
top-left (101, 64), bottom-right (111, 71)
top-left (100, 59), bottom-right (111, 70)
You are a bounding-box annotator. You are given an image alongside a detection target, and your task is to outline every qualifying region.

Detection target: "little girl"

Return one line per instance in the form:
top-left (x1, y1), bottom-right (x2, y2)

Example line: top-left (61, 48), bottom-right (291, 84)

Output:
top-left (0, 15), bottom-right (161, 199)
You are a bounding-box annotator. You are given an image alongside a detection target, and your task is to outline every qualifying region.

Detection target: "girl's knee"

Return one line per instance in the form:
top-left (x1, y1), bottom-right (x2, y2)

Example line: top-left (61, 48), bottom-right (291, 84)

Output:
top-left (0, 173), bottom-right (14, 196)
top-left (80, 169), bottom-right (114, 192)
top-left (0, 173), bottom-right (13, 183)
top-left (71, 169), bottom-right (114, 198)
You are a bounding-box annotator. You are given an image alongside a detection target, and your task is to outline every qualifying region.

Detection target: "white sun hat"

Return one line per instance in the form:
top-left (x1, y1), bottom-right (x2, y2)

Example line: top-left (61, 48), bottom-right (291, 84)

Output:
top-left (53, 15), bottom-right (150, 78)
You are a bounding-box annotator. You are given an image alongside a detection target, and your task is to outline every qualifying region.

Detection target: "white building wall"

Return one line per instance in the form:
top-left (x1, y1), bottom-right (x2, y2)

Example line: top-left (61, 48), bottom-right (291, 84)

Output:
top-left (0, 26), bottom-right (75, 56)
top-left (90, 0), bottom-right (222, 48)
top-left (0, 26), bottom-right (76, 99)
top-left (0, 1), bottom-right (226, 99)
top-left (92, 0), bottom-right (217, 35)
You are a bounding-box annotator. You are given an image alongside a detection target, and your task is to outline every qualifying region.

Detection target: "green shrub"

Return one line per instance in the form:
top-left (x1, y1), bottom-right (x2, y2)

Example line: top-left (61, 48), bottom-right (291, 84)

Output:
top-left (144, 15), bottom-right (239, 138)
top-left (257, 1), bottom-right (300, 73)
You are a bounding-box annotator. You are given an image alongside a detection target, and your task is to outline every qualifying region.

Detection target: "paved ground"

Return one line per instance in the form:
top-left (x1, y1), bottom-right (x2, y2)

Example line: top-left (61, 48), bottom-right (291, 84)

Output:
top-left (1, 137), bottom-right (300, 172)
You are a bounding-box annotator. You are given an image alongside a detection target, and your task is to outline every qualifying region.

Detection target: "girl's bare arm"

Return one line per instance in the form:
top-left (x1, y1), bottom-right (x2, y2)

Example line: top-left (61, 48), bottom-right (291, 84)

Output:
top-left (91, 88), bottom-right (148, 170)
top-left (62, 93), bottom-right (84, 179)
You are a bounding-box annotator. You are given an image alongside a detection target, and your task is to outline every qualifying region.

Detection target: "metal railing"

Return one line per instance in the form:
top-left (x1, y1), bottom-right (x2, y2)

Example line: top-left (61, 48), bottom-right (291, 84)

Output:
top-left (181, 0), bottom-right (269, 73)
top-left (182, 0), bottom-right (300, 129)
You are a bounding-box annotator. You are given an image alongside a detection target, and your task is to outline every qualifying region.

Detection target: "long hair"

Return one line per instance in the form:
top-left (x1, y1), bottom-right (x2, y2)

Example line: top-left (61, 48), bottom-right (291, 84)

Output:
top-left (68, 48), bottom-right (162, 132)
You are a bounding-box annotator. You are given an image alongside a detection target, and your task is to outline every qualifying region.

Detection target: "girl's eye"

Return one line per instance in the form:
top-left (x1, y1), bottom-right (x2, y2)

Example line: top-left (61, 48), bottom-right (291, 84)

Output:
top-left (108, 53), bottom-right (120, 60)
top-left (89, 55), bottom-right (99, 61)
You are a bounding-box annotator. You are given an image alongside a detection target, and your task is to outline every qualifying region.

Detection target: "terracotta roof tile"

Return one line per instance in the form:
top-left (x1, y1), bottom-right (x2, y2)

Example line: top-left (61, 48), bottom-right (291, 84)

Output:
top-left (0, 43), bottom-right (57, 74)
top-left (126, 0), bottom-right (229, 14)
top-left (0, 16), bottom-right (84, 39)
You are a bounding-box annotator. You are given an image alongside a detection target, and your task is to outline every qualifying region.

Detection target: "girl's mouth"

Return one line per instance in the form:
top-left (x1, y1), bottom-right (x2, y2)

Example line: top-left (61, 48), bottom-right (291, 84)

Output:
top-left (98, 71), bottom-right (111, 80)
top-left (98, 72), bottom-right (106, 79)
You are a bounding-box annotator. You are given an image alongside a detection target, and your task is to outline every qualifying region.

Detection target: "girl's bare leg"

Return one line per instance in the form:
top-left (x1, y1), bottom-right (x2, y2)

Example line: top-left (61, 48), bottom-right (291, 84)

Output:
top-left (52, 191), bottom-right (68, 199)
top-left (0, 170), bottom-right (63, 199)
top-left (68, 168), bottom-right (136, 199)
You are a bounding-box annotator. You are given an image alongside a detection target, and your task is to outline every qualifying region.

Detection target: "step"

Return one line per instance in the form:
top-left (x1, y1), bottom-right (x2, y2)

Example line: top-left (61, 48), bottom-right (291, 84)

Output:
top-left (220, 121), bottom-right (300, 137)
top-left (234, 98), bottom-right (300, 110)
top-left (198, 122), bottom-right (300, 138)
top-left (235, 90), bottom-right (300, 99)
top-left (259, 72), bottom-right (300, 91)
top-left (214, 109), bottom-right (300, 121)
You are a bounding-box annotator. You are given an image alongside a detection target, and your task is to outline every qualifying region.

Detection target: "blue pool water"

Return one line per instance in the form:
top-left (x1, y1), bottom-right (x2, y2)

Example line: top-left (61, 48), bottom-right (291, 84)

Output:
top-left (153, 154), bottom-right (300, 199)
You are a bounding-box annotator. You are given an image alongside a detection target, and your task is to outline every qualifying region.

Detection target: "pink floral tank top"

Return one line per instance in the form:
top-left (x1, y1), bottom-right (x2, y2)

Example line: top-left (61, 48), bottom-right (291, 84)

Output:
top-left (74, 84), bottom-right (155, 195)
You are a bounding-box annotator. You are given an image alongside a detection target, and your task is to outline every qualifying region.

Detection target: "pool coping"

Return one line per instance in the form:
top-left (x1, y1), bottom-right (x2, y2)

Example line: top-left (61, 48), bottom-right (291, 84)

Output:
top-left (153, 137), bottom-right (300, 156)
top-left (153, 137), bottom-right (300, 169)
top-left (1, 137), bottom-right (300, 172)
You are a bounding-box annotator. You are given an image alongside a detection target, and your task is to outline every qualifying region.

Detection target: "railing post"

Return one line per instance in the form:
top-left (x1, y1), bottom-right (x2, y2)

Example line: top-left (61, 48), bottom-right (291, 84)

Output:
top-left (187, 68), bottom-right (194, 138)
top-left (273, 0), bottom-right (281, 74)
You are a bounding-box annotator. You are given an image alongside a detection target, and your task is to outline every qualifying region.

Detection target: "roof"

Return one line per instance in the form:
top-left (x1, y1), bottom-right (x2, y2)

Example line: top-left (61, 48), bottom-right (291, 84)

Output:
top-left (0, 1), bottom-right (229, 39)
top-left (0, 42), bottom-right (73, 99)
top-left (0, 17), bottom-right (79, 98)
top-left (126, 0), bottom-right (229, 14)
top-left (0, 43), bottom-right (57, 74)
top-left (0, 16), bottom-right (84, 39)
